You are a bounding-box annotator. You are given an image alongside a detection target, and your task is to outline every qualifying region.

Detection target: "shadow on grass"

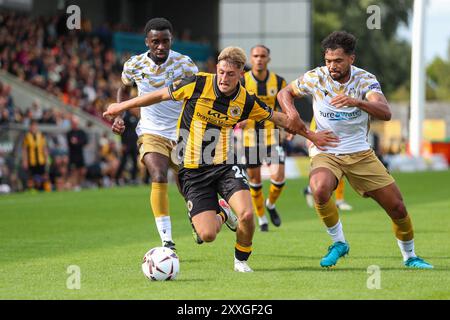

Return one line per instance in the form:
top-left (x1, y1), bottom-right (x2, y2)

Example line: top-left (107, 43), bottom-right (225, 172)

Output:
top-left (258, 254), bottom-right (401, 262)
top-left (178, 259), bottom-right (203, 263)
top-left (255, 265), bottom-right (448, 272)
top-left (258, 254), bottom-right (322, 260)
top-left (260, 253), bottom-right (449, 262)
top-left (171, 278), bottom-right (209, 283)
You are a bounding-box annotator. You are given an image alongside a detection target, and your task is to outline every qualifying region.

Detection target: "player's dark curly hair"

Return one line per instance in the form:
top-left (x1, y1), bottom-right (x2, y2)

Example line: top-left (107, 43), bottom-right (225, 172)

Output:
top-left (321, 31), bottom-right (356, 55)
top-left (144, 18), bottom-right (173, 36)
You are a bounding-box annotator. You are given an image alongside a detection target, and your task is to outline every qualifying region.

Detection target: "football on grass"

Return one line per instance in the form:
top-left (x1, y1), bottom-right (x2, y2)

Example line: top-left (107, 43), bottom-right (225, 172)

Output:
top-left (142, 247), bottom-right (180, 281)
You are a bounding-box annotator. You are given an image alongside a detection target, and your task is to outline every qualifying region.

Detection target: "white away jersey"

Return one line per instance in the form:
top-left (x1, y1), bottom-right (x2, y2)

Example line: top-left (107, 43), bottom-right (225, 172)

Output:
top-left (122, 50), bottom-right (198, 141)
top-left (291, 65), bottom-right (383, 155)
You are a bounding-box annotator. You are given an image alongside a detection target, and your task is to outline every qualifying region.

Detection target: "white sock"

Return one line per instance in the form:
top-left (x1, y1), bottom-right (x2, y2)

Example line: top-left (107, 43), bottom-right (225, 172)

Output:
top-left (397, 239), bottom-right (416, 261)
top-left (155, 216), bottom-right (172, 243)
top-left (326, 220), bottom-right (346, 244)
top-left (258, 215), bottom-right (268, 226)
top-left (266, 199), bottom-right (275, 210)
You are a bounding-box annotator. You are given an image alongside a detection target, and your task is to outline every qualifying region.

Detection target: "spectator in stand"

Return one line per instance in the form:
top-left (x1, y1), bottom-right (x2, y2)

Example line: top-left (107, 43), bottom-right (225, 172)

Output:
top-left (67, 116), bottom-right (88, 190)
top-left (30, 99), bottom-right (43, 120)
top-left (0, 82), bottom-right (14, 124)
top-left (1, 84), bottom-right (14, 118)
top-left (39, 108), bottom-right (56, 124)
top-left (0, 107), bottom-right (9, 124)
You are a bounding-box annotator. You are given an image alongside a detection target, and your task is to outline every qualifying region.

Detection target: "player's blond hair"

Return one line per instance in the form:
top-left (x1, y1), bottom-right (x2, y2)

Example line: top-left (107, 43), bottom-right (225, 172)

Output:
top-left (218, 47), bottom-right (247, 70)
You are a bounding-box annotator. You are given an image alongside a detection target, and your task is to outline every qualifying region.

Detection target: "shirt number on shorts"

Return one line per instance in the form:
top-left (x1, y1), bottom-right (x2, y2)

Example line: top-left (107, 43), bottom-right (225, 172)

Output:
top-left (232, 165), bottom-right (248, 182)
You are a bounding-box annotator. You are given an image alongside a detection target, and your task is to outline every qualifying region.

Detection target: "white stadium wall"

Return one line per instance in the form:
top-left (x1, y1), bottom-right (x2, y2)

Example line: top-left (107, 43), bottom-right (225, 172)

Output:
top-left (219, 0), bottom-right (312, 82)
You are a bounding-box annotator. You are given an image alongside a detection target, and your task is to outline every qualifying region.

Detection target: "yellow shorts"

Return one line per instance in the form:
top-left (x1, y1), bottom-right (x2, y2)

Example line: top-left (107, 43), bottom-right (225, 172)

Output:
top-left (137, 134), bottom-right (179, 172)
top-left (311, 149), bottom-right (395, 196)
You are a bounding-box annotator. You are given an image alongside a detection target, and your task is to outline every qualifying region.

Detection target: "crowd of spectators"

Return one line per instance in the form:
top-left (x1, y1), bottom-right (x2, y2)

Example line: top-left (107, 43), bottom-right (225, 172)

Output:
top-left (0, 11), bottom-right (150, 193)
top-left (0, 78), bottom-right (126, 193)
top-left (0, 11), bottom-right (125, 121)
top-left (1, 87), bottom-right (73, 128)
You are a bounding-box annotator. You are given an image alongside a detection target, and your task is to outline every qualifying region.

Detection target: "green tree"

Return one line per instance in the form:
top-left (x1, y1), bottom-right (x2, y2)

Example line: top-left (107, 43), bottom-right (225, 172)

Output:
top-left (313, 0), bottom-right (413, 97)
top-left (426, 49), bottom-right (450, 101)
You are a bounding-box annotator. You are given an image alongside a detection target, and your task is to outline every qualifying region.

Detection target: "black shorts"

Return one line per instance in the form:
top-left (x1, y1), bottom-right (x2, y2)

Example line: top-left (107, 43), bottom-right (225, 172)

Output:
top-left (244, 144), bottom-right (286, 168)
top-left (178, 164), bottom-right (250, 217)
top-left (69, 155), bottom-right (85, 169)
top-left (29, 165), bottom-right (46, 176)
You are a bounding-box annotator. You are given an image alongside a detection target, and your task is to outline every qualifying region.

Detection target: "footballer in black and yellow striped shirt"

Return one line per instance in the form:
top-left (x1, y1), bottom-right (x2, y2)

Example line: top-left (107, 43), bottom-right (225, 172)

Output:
top-left (241, 56), bottom-right (286, 149)
top-left (239, 45), bottom-right (288, 232)
top-left (168, 72), bottom-right (272, 169)
top-left (103, 46), bottom-right (338, 272)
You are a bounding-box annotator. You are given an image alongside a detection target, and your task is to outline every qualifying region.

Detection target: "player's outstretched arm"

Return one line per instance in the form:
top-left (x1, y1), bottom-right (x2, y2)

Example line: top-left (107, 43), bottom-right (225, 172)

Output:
top-left (271, 111), bottom-right (339, 151)
top-left (277, 85), bottom-right (308, 136)
top-left (103, 87), bottom-right (171, 120)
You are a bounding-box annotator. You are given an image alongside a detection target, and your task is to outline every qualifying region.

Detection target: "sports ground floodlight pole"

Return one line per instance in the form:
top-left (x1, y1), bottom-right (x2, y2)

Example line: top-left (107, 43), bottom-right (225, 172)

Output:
top-left (409, 0), bottom-right (427, 157)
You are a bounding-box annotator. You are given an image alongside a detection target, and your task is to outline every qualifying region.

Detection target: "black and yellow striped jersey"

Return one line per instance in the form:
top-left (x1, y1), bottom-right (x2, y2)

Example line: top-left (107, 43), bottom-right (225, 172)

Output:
top-left (23, 132), bottom-right (47, 167)
top-left (168, 72), bottom-right (273, 169)
top-left (241, 71), bottom-right (286, 147)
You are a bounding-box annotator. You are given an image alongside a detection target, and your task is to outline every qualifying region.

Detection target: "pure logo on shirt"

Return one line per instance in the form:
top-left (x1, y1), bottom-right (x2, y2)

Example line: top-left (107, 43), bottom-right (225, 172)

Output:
top-left (319, 109), bottom-right (362, 121)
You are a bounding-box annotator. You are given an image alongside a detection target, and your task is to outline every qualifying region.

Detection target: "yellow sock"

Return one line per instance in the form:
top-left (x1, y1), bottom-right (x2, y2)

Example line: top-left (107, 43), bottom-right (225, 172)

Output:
top-left (268, 180), bottom-right (285, 205)
top-left (249, 183), bottom-right (265, 218)
top-left (336, 179), bottom-right (345, 202)
top-left (392, 215), bottom-right (414, 241)
top-left (43, 181), bottom-right (52, 192)
top-left (150, 182), bottom-right (169, 218)
top-left (314, 198), bottom-right (339, 228)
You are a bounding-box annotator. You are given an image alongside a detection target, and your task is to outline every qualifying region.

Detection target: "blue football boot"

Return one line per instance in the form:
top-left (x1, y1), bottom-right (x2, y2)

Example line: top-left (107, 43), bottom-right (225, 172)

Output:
top-left (404, 257), bottom-right (433, 269)
top-left (320, 241), bottom-right (350, 268)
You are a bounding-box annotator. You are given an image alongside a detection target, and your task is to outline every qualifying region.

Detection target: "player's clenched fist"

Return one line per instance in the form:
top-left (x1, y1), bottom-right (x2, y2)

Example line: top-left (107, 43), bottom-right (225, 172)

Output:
top-left (111, 117), bottom-right (125, 135)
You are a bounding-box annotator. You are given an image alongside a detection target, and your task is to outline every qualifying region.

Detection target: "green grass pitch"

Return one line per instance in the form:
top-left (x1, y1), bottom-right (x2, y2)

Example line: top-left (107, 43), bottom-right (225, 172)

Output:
top-left (0, 170), bottom-right (449, 300)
